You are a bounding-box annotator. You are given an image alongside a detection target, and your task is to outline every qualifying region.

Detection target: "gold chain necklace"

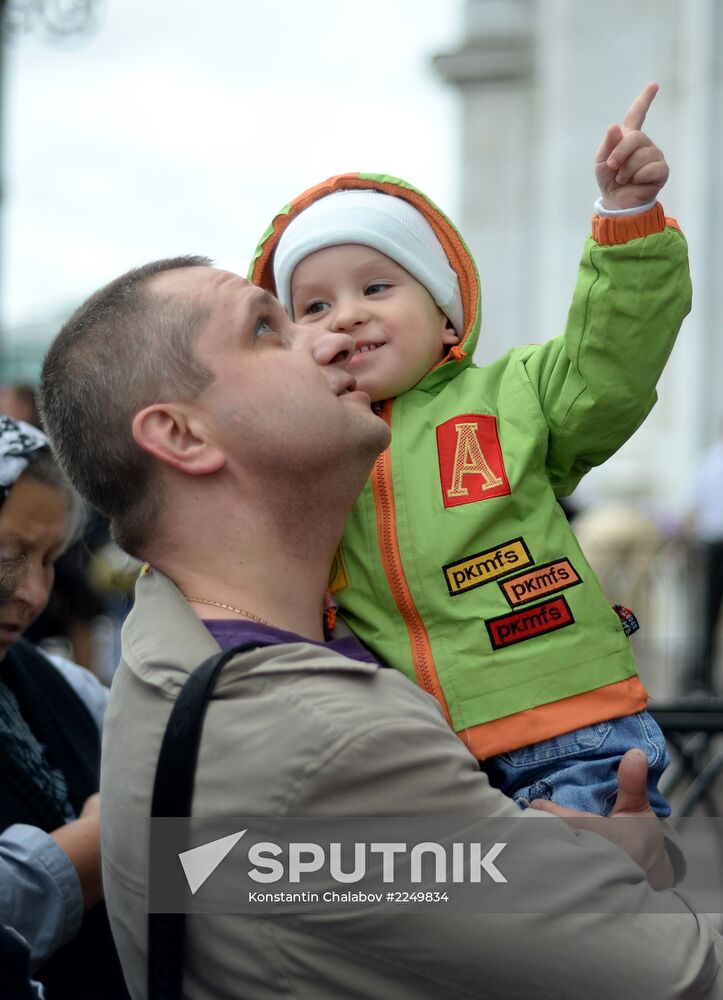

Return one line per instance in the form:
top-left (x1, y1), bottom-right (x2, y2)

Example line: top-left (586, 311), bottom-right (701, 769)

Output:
top-left (184, 596), bottom-right (275, 628)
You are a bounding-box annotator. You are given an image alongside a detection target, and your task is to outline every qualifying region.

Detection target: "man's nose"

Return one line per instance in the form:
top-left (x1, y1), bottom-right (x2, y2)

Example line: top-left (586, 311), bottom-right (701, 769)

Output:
top-left (299, 326), bottom-right (354, 367)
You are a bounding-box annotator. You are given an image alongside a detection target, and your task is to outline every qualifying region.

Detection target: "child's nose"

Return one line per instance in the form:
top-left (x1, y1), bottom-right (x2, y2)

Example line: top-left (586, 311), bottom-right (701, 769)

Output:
top-left (330, 298), bottom-right (369, 332)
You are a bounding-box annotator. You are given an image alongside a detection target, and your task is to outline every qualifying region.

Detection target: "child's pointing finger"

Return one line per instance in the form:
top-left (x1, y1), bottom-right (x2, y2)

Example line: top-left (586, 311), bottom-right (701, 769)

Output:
top-left (622, 81), bottom-right (659, 134)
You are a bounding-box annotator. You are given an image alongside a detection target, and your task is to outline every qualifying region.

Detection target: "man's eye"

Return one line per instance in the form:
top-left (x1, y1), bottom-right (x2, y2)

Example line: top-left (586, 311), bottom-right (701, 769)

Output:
top-left (255, 318), bottom-right (274, 336)
top-left (304, 301), bottom-right (329, 316)
top-left (365, 282), bottom-right (391, 296)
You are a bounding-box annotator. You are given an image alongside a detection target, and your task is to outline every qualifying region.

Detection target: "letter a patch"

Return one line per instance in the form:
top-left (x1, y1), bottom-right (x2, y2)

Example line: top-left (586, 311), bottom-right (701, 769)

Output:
top-left (436, 413), bottom-right (511, 508)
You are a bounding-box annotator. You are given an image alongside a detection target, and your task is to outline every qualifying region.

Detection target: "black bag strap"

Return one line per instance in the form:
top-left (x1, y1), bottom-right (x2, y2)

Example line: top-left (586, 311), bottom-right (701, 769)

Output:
top-left (147, 642), bottom-right (262, 1000)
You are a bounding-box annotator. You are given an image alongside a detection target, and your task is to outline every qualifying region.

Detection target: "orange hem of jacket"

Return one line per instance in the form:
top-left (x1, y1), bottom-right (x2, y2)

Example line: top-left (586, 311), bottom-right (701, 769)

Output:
top-left (591, 202), bottom-right (682, 245)
top-left (460, 676), bottom-right (649, 760)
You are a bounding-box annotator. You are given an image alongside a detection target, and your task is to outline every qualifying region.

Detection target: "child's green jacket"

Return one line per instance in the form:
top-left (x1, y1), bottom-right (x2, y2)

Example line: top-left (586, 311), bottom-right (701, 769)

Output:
top-left (251, 173), bottom-right (691, 758)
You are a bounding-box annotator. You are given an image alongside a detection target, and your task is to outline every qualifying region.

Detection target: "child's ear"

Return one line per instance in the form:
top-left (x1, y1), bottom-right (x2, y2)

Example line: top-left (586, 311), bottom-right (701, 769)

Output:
top-left (442, 318), bottom-right (460, 346)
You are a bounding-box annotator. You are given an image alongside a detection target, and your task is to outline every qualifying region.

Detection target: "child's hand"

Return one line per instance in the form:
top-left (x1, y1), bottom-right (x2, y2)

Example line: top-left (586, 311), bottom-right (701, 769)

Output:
top-left (595, 82), bottom-right (669, 211)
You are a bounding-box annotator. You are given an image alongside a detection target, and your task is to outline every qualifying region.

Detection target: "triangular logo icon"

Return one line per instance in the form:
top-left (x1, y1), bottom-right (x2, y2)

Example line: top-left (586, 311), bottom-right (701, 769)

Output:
top-left (178, 829), bottom-right (247, 894)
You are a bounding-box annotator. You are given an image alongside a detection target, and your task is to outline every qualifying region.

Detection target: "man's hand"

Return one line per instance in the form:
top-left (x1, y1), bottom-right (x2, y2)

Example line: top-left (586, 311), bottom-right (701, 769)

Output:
top-left (595, 82), bottom-right (669, 211)
top-left (529, 748), bottom-right (674, 890)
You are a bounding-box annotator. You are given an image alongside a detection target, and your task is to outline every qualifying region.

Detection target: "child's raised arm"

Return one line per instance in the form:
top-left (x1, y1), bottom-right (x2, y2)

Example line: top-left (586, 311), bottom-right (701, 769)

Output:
top-left (595, 82), bottom-right (669, 210)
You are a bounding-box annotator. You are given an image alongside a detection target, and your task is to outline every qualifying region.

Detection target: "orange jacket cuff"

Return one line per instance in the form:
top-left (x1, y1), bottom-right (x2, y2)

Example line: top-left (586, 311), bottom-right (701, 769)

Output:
top-left (592, 202), bottom-right (680, 245)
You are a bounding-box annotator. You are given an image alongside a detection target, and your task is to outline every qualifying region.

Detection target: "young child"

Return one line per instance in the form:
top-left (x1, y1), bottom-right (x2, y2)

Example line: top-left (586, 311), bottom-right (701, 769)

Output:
top-left (249, 84), bottom-right (689, 816)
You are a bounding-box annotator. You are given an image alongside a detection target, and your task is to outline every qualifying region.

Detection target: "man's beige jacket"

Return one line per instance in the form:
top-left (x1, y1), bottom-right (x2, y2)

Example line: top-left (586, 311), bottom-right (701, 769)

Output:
top-left (101, 568), bottom-right (723, 999)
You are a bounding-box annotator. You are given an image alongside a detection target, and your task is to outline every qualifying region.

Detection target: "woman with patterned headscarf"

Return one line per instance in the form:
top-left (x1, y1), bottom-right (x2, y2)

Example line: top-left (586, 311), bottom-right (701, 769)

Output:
top-left (0, 415), bottom-right (128, 999)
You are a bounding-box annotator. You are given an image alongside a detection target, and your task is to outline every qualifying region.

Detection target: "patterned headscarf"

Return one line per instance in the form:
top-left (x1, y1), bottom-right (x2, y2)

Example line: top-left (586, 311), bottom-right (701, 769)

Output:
top-left (0, 414), bottom-right (49, 507)
top-left (0, 413), bottom-right (49, 596)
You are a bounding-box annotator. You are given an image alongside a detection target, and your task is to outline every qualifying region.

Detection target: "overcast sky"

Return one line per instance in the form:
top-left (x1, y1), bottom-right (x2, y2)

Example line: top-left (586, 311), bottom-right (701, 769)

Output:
top-left (2, 0), bottom-right (465, 336)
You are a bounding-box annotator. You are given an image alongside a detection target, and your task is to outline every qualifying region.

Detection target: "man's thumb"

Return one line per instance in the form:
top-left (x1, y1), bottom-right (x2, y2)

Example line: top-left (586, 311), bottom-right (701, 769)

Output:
top-left (611, 748), bottom-right (650, 815)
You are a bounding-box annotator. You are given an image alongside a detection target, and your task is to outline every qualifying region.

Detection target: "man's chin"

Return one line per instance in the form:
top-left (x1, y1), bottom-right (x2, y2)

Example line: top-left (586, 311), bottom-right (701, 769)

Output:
top-left (349, 409), bottom-right (390, 458)
top-left (336, 381), bottom-right (391, 457)
top-left (367, 414), bottom-right (391, 453)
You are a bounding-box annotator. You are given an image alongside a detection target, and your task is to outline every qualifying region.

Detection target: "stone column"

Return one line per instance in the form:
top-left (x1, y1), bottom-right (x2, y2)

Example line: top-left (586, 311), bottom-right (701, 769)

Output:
top-left (434, 0), bottom-right (537, 363)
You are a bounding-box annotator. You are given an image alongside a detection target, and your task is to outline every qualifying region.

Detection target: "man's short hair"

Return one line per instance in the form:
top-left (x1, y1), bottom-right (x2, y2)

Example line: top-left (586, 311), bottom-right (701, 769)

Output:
top-left (39, 255), bottom-right (213, 557)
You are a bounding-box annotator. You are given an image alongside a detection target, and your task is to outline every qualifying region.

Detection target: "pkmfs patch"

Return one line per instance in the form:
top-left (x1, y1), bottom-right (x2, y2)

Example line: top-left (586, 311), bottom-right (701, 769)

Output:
top-left (498, 558), bottom-right (581, 607)
top-left (436, 414), bottom-right (510, 509)
top-left (443, 538), bottom-right (533, 596)
top-left (486, 596), bottom-right (575, 650)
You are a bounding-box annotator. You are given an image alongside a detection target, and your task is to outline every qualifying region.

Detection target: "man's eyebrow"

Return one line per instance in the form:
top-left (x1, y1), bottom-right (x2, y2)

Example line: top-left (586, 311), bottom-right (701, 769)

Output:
top-left (248, 288), bottom-right (281, 311)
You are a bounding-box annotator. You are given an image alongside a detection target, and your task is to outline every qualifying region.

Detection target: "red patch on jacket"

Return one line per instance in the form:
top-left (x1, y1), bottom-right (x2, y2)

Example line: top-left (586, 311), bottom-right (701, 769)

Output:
top-left (485, 596), bottom-right (575, 650)
top-left (436, 414), bottom-right (510, 508)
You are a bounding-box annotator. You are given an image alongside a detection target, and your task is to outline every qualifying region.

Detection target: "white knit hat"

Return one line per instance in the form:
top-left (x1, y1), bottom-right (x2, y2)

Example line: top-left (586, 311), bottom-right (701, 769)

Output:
top-left (272, 189), bottom-right (464, 333)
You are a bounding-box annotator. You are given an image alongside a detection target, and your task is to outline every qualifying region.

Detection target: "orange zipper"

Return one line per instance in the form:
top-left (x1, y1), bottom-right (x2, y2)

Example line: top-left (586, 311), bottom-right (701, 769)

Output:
top-left (371, 401), bottom-right (452, 725)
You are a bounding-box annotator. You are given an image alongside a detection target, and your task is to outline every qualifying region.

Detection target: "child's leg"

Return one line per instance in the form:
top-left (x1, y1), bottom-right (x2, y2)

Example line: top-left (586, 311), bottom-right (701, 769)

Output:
top-left (481, 711), bottom-right (670, 817)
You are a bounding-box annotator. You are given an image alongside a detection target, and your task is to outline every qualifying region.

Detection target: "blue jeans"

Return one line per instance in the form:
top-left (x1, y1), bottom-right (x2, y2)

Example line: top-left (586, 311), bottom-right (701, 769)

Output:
top-left (482, 710), bottom-right (671, 817)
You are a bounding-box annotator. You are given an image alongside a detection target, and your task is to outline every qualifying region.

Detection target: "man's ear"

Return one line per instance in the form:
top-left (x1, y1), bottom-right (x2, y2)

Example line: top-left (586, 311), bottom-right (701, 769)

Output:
top-left (131, 404), bottom-right (225, 475)
top-left (442, 317), bottom-right (460, 347)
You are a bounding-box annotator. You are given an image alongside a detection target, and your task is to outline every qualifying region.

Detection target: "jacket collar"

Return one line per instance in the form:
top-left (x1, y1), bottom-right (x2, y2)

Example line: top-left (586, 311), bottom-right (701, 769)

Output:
top-left (121, 566), bottom-right (377, 699)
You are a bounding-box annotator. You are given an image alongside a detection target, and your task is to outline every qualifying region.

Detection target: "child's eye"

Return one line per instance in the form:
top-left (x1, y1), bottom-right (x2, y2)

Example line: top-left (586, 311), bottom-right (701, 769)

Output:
top-left (255, 318), bottom-right (274, 336)
top-left (303, 301), bottom-right (330, 316)
top-left (365, 282), bottom-right (391, 296)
